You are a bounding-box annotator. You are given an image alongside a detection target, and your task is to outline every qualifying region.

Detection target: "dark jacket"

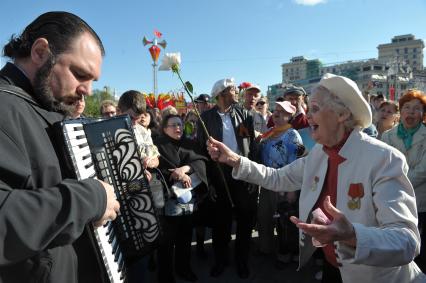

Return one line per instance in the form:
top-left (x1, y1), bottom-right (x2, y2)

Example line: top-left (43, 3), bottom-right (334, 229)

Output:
top-left (196, 104), bottom-right (257, 189)
top-left (197, 104), bottom-right (256, 159)
top-left (0, 63), bottom-right (107, 283)
top-left (155, 134), bottom-right (208, 189)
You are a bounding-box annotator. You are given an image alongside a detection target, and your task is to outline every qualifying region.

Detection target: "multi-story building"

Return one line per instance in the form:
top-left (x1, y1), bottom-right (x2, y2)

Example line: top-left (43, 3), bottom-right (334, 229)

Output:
top-left (378, 34), bottom-right (424, 72)
top-left (271, 34), bottom-right (424, 102)
top-left (411, 69), bottom-right (426, 93)
top-left (281, 56), bottom-right (322, 82)
top-left (356, 59), bottom-right (388, 95)
top-left (320, 59), bottom-right (369, 81)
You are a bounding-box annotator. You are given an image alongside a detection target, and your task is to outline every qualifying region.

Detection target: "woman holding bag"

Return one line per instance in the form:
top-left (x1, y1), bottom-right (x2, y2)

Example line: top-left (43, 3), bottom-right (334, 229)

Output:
top-left (155, 114), bottom-right (209, 283)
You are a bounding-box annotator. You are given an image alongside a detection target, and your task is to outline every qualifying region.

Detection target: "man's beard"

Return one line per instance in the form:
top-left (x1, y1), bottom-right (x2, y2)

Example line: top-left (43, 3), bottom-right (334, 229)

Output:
top-left (32, 56), bottom-right (74, 116)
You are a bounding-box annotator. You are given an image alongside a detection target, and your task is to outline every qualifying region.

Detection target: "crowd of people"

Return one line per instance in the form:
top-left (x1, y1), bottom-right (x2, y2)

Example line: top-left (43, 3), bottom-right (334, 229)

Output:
top-left (0, 11), bottom-right (426, 283)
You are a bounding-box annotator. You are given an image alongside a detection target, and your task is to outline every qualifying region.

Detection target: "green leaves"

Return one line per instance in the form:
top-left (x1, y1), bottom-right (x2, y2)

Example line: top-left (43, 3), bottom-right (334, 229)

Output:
top-left (185, 81), bottom-right (194, 94)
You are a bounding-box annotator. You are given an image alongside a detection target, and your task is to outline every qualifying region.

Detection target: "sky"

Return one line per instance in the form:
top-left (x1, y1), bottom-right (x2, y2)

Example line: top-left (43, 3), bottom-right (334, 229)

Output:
top-left (1, 0), bottom-right (426, 99)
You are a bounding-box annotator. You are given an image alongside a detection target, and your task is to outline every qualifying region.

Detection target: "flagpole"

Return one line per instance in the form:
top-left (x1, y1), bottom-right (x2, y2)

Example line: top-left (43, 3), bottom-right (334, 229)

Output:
top-left (153, 62), bottom-right (157, 97)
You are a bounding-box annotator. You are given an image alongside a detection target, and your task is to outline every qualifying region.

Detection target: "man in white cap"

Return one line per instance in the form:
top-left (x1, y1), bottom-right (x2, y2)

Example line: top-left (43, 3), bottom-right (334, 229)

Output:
top-left (197, 78), bottom-right (258, 279)
top-left (206, 74), bottom-right (425, 283)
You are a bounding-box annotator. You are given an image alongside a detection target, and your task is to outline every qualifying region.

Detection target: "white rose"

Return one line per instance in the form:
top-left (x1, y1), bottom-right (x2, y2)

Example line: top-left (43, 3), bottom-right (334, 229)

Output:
top-left (159, 52), bottom-right (181, 71)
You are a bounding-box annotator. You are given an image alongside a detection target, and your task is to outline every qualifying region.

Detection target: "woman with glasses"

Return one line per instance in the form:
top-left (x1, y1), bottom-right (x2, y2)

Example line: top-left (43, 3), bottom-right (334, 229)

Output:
top-left (381, 89), bottom-right (426, 272)
top-left (155, 114), bottom-right (209, 283)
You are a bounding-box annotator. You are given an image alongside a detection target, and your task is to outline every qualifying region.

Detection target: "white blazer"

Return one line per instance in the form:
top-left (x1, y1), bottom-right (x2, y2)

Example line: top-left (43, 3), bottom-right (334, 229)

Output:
top-left (233, 130), bottom-right (426, 283)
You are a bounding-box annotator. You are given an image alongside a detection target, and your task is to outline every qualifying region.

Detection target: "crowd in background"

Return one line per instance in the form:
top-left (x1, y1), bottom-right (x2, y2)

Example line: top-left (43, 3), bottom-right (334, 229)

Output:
top-left (2, 11), bottom-right (425, 283)
top-left (91, 76), bottom-right (426, 283)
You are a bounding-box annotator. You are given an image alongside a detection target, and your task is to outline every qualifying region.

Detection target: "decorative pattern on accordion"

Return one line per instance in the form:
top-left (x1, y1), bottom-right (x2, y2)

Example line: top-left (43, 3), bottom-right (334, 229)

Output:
top-left (113, 129), bottom-right (160, 243)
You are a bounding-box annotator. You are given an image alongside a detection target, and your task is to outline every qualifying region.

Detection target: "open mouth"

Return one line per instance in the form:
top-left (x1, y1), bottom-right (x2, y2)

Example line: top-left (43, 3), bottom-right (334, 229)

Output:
top-left (405, 117), bottom-right (415, 124)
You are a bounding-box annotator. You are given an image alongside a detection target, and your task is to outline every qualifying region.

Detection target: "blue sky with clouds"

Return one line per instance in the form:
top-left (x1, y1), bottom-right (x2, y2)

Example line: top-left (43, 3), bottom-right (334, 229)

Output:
top-left (0, 0), bottom-right (425, 98)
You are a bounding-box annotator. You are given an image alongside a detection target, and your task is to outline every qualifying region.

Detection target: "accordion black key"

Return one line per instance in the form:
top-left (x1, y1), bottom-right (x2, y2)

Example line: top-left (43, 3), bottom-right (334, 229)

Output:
top-left (55, 115), bottom-right (161, 283)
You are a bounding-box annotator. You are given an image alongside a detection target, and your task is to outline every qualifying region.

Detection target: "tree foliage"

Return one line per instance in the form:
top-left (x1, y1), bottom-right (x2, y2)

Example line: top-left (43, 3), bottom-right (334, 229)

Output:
top-left (84, 86), bottom-right (116, 117)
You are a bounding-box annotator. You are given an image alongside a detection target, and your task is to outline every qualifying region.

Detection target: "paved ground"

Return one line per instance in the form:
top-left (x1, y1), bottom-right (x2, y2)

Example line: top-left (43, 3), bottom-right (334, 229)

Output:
top-left (147, 230), bottom-right (321, 283)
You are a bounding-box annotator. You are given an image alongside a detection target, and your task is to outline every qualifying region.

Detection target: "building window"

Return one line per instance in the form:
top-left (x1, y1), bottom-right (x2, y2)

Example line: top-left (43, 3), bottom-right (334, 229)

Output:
top-left (413, 48), bottom-right (417, 53)
top-left (413, 54), bottom-right (416, 59)
top-left (396, 48), bottom-right (400, 54)
top-left (404, 48), bottom-right (408, 54)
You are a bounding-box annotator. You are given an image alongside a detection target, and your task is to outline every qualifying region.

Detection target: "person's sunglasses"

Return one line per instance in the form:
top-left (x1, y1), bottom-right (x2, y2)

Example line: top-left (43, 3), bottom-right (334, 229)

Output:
top-left (256, 101), bottom-right (266, 106)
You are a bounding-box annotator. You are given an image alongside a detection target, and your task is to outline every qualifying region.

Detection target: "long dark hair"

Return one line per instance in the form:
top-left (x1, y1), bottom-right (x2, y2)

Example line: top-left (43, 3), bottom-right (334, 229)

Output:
top-left (3, 11), bottom-right (105, 59)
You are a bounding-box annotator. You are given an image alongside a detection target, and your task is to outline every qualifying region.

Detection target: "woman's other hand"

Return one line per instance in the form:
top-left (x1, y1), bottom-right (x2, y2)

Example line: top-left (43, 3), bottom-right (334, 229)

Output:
top-left (290, 196), bottom-right (357, 247)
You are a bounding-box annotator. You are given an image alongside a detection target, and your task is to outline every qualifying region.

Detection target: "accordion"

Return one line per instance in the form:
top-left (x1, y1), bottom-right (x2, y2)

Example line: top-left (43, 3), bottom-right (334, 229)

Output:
top-left (55, 115), bottom-right (161, 283)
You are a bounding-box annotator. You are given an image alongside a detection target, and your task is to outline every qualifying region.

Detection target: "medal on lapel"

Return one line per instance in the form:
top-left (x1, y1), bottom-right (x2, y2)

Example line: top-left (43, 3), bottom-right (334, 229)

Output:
top-left (347, 183), bottom-right (364, 210)
top-left (311, 176), bottom-right (319, 191)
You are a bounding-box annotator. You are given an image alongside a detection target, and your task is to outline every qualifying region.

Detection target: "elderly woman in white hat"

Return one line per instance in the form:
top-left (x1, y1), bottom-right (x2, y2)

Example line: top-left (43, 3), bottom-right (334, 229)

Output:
top-left (206, 74), bottom-right (425, 283)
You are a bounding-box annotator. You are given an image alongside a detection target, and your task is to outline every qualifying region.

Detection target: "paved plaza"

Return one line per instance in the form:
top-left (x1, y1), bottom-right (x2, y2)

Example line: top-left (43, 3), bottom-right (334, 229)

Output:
top-left (148, 230), bottom-right (320, 283)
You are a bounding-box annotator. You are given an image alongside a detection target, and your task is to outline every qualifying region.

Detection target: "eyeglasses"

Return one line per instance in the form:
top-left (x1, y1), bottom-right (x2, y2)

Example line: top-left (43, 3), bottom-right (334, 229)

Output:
top-left (166, 123), bottom-right (183, 128)
top-left (256, 101), bottom-right (266, 106)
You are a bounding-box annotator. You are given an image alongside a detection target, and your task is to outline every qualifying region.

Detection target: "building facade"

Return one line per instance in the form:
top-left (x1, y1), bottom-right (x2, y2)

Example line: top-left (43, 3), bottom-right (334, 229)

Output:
top-left (268, 34), bottom-right (424, 103)
top-left (378, 34), bottom-right (424, 72)
top-left (282, 56), bottom-right (322, 83)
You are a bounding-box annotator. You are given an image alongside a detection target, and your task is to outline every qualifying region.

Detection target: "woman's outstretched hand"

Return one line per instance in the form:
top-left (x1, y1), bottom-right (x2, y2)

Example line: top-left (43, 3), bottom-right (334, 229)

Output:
top-left (207, 137), bottom-right (241, 167)
top-left (290, 196), bottom-right (357, 247)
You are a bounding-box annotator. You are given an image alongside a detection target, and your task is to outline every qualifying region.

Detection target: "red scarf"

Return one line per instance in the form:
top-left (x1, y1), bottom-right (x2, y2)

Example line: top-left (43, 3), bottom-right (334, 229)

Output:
top-left (314, 131), bottom-right (351, 267)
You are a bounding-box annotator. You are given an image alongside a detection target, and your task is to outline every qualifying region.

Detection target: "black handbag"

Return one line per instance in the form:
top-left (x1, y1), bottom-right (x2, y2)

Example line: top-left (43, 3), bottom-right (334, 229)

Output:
top-left (148, 168), bottom-right (170, 209)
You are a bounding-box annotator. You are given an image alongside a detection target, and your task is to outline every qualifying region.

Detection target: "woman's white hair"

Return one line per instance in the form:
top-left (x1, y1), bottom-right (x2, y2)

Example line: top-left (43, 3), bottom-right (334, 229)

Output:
top-left (311, 85), bottom-right (360, 130)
